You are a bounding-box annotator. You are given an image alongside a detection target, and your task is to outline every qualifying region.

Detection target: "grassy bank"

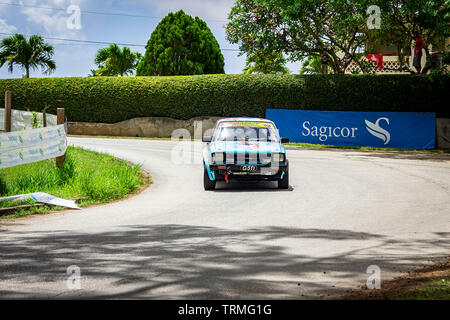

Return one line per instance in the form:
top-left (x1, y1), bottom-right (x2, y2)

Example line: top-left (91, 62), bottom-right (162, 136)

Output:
top-left (341, 258), bottom-right (450, 300)
top-left (0, 146), bottom-right (149, 218)
top-left (400, 278), bottom-right (449, 300)
top-left (286, 142), bottom-right (450, 153)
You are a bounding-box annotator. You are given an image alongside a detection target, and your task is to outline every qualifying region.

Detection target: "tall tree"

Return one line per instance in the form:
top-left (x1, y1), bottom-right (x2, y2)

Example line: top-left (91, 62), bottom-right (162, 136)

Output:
top-left (95, 44), bottom-right (142, 77)
top-left (0, 34), bottom-right (56, 78)
top-left (371, 0), bottom-right (450, 73)
top-left (243, 51), bottom-right (289, 74)
top-left (226, 0), bottom-right (372, 74)
top-left (137, 10), bottom-right (225, 76)
top-left (227, 0), bottom-right (449, 74)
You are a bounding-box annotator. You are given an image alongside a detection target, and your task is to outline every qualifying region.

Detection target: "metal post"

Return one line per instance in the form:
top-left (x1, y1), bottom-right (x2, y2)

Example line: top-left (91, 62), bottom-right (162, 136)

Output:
top-left (56, 108), bottom-right (65, 168)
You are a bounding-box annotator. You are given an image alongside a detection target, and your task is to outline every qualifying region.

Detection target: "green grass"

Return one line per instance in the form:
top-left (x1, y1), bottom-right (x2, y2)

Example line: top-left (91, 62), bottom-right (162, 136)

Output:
top-left (401, 278), bottom-right (450, 300)
top-left (286, 142), bottom-right (450, 153)
top-left (0, 146), bottom-right (148, 218)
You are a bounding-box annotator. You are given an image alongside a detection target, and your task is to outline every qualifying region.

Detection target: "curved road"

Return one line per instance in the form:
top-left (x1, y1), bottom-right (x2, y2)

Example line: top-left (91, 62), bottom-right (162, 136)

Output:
top-left (1, 137), bottom-right (449, 299)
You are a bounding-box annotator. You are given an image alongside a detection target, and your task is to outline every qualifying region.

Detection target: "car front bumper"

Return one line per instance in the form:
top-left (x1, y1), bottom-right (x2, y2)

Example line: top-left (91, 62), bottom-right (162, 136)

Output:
top-left (208, 162), bottom-right (288, 182)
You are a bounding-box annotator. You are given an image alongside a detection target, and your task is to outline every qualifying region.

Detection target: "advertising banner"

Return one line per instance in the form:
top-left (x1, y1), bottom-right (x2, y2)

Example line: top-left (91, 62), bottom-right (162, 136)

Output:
top-left (266, 109), bottom-right (435, 149)
top-left (0, 124), bottom-right (67, 169)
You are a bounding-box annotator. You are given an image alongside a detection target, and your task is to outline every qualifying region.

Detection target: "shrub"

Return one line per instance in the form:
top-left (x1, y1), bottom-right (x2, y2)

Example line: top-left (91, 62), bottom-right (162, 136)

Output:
top-left (0, 74), bottom-right (448, 123)
top-left (137, 10), bottom-right (225, 76)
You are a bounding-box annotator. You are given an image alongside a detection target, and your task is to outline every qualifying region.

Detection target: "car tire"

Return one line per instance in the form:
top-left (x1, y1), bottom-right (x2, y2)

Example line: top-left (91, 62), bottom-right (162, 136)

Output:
top-left (204, 166), bottom-right (216, 190)
top-left (278, 169), bottom-right (289, 189)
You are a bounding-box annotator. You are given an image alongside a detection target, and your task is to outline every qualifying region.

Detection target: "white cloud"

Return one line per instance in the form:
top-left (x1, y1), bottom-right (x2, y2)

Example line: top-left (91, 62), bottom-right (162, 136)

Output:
top-left (0, 18), bottom-right (17, 34)
top-left (18, 0), bottom-right (86, 38)
top-left (143, 0), bottom-right (235, 22)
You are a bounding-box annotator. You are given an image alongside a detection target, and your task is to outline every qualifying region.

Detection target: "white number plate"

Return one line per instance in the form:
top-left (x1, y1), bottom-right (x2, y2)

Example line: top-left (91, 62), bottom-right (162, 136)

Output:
top-left (240, 165), bottom-right (257, 172)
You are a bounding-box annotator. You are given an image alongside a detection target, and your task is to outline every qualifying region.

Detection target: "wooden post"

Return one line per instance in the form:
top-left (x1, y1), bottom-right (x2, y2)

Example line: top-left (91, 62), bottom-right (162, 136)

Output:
top-left (4, 91), bottom-right (11, 132)
top-left (42, 110), bottom-right (47, 127)
top-left (43, 105), bottom-right (48, 127)
top-left (56, 108), bottom-right (65, 168)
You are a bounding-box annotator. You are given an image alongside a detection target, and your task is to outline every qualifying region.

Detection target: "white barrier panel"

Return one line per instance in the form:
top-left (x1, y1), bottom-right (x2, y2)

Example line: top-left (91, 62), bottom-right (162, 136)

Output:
top-left (0, 108), bottom-right (57, 131)
top-left (0, 124), bottom-right (67, 169)
top-left (0, 192), bottom-right (80, 210)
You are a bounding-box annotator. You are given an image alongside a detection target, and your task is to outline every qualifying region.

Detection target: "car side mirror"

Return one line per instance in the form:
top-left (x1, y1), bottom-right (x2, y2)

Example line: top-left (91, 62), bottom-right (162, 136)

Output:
top-left (281, 137), bottom-right (289, 144)
top-left (202, 136), bottom-right (212, 143)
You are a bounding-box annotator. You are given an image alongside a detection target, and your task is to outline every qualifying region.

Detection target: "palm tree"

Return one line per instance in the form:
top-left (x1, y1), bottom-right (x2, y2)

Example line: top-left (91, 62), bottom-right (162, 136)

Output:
top-left (243, 51), bottom-right (290, 74)
top-left (94, 44), bottom-right (142, 76)
top-left (87, 69), bottom-right (99, 77)
top-left (0, 34), bottom-right (56, 78)
top-left (300, 56), bottom-right (332, 75)
top-left (299, 56), bottom-right (321, 75)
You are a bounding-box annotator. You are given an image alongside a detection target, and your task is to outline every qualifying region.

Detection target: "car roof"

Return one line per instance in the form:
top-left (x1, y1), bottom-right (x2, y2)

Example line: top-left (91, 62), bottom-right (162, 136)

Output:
top-left (217, 117), bottom-right (274, 124)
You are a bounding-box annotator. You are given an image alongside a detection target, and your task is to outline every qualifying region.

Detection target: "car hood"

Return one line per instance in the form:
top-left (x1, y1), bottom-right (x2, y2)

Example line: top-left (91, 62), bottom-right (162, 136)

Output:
top-left (209, 141), bottom-right (285, 154)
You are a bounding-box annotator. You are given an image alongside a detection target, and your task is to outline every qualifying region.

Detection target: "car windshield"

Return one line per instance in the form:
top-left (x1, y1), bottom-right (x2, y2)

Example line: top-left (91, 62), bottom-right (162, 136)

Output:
top-left (214, 124), bottom-right (280, 142)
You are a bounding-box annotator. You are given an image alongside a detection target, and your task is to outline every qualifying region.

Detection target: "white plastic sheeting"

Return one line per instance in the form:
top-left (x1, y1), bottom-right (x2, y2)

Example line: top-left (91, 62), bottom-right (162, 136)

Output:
top-left (0, 108), bottom-right (57, 131)
top-left (0, 192), bottom-right (80, 210)
top-left (0, 124), bottom-right (67, 169)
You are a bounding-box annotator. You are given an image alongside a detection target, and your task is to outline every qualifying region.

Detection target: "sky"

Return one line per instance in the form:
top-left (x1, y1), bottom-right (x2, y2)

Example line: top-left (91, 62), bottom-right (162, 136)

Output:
top-left (0, 0), bottom-right (301, 78)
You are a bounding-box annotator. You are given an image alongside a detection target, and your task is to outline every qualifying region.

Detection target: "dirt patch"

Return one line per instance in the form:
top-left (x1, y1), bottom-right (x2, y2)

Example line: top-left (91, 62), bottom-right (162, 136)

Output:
top-left (339, 257), bottom-right (450, 300)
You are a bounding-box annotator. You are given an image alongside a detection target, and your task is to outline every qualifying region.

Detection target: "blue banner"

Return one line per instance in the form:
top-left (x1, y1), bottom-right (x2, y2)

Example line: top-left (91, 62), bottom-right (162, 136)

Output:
top-left (266, 109), bottom-right (436, 149)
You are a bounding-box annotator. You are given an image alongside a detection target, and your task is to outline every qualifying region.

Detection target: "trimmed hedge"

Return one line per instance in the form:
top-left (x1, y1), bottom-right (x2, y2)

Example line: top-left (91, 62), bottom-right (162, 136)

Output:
top-left (0, 74), bottom-right (448, 123)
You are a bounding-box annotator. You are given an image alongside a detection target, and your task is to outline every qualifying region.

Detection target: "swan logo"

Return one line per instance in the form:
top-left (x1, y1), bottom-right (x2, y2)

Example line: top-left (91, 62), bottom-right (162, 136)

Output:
top-left (365, 117), bottom-right (391, 145)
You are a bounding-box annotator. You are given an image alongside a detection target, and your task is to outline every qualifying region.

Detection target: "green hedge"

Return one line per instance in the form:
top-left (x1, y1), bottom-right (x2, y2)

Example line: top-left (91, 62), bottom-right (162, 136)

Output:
top-left (0, 74), bottom-right (448, 123)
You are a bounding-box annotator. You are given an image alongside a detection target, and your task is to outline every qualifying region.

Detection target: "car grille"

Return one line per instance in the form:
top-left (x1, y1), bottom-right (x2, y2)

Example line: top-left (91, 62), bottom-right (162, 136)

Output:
top-left (223, 152), bottom-right (271, 165)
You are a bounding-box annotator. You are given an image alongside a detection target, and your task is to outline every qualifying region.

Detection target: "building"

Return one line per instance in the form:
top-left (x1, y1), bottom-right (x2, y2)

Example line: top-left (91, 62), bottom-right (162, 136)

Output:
top-left (344, 37), bottom-right (449, 74)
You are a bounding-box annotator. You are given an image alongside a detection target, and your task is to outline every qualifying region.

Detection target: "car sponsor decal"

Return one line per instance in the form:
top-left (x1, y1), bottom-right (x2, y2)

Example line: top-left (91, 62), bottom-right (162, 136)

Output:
top-left (237, 141), bottom-right (260, 150)
top-left (219, 121), bottom-right (275, 129)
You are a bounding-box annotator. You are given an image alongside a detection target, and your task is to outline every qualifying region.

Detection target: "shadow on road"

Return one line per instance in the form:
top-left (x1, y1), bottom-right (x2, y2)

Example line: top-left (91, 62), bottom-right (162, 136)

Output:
top-left (0, 225), bottom-right (448, 299)
top-left (213, 181), bottom-right (294, 192)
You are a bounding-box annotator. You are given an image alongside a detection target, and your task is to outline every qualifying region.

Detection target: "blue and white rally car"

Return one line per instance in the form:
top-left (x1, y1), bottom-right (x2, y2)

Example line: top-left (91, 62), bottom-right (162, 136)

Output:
top-left (202, 118), bottom-right (290, 190)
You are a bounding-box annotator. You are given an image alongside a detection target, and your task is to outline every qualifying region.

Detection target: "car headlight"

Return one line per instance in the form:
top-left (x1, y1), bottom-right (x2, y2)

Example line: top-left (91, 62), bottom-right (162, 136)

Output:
top-left (212, 152), bottom-right (224, 163)
top-left (271, 153), bottom-right (285, 163)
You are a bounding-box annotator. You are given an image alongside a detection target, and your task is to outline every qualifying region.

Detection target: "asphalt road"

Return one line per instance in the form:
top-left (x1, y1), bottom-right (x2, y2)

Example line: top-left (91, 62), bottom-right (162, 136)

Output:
top-left (1, 137), bottom-right (449, 299)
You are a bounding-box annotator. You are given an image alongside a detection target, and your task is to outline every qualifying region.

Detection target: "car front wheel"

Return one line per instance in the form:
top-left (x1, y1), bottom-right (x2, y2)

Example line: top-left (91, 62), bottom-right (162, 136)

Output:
top-left (278, 169), bottom-right (289, 189)
top-left (204, 166), bottom-right (216, 190)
